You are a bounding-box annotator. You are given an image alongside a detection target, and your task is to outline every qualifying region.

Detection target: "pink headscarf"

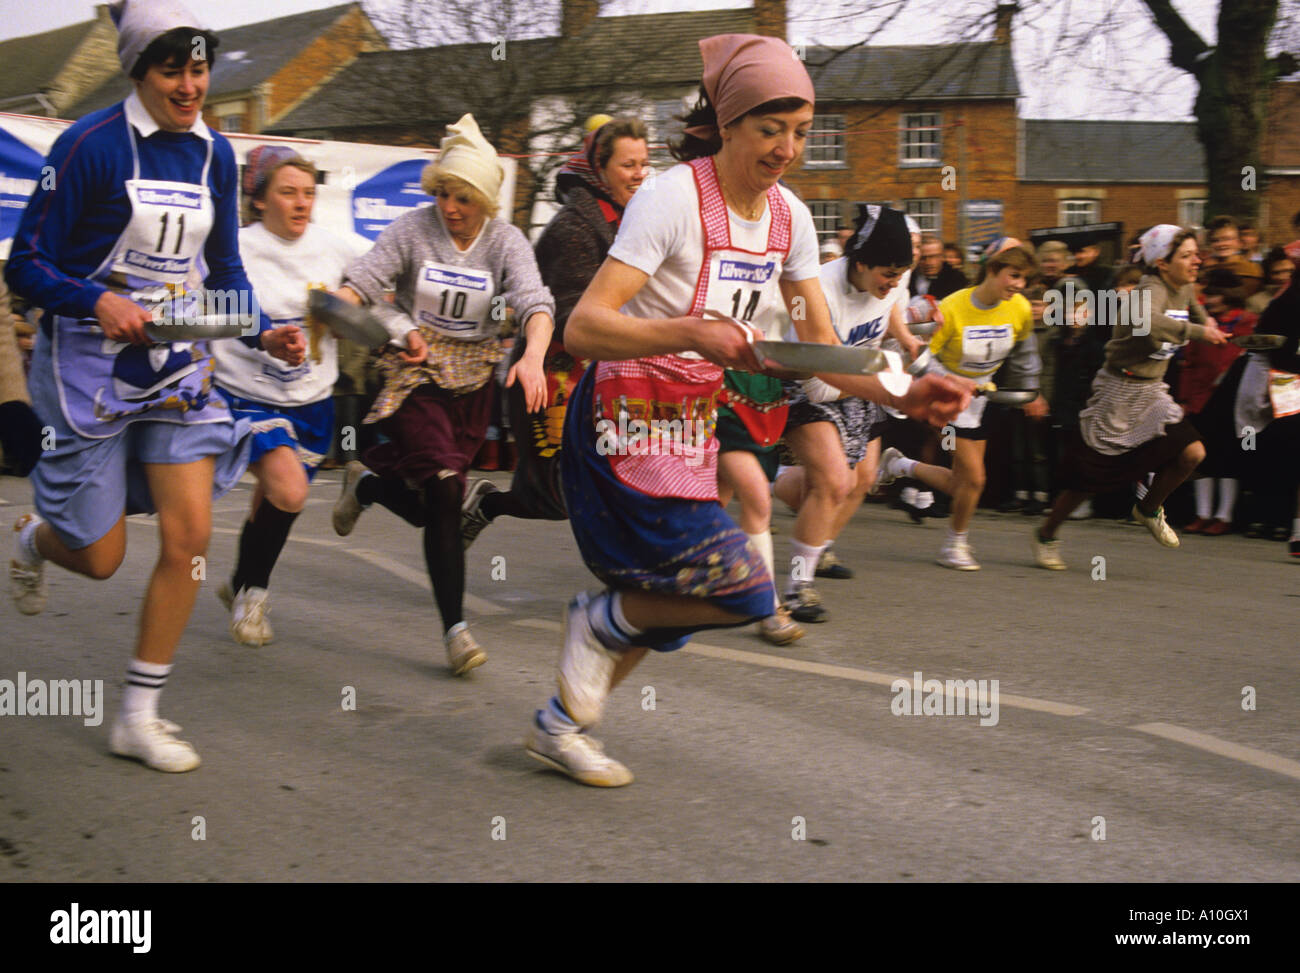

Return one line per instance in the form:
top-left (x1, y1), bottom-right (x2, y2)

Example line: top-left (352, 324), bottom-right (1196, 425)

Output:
top-left (685, 34), bottom-right (815, 141)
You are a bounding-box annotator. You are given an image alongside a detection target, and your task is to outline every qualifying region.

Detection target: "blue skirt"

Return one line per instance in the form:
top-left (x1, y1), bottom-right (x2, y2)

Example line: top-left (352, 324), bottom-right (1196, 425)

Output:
top-left (561, 366), bottom-right (773, 632)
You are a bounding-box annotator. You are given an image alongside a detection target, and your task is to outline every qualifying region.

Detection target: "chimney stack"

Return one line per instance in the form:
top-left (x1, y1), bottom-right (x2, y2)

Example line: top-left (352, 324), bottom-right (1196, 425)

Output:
top-left (753, 0), bottom-right (788, 39)
top-left (994, 2), bottom-right (1019, 45)
top-left (561, 0), bottom-right (600, 39)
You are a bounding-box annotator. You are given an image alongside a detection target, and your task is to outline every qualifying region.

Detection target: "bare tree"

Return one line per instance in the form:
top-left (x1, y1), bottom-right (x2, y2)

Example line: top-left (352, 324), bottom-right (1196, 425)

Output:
top-left (1141, 0), bottom-right (1297, 221)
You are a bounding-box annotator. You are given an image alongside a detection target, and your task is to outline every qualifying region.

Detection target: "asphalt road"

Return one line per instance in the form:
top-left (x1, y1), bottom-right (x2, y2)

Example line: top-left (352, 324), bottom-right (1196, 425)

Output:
top-left (1, 469), bottom-right (1297, 882)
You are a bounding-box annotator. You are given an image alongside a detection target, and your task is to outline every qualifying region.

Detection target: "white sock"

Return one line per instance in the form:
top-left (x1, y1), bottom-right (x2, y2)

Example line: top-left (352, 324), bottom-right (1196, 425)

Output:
top-left (1032, 491), bottom-right (1048, 503)
top-left (1292, 518), bottom-right (1300, 541)
top-left (1213, 479), bottom-right (1238, 522)
top-left (788, 539), bottom-right (826, 595)
top-left (901, 485), bottom-right (918, 504)
top-left (915, 491), bottom-right (935, 510)
top-left (895, 456), bottom-right (918, 478)
top-left (1014, 490), bottom-right (1028, 500)
top-left (946, 528), bottom-right (968, 546)
top-left (120, 660), bottom-right (172, 723)
top-left (1135, 474), bottom-right (1151, 501)
top-left (746, 530), bottom-right (778, 610)
top-left (17, 517), bottom-right (43, 565)
top-left (1194, 479), bottom-right (1213, 519)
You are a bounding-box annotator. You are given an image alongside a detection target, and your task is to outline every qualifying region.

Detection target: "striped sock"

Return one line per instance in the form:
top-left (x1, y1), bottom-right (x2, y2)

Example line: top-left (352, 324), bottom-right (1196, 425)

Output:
top-left (537, 696), bottom-right (579, 735)
top-left (17, 516), bottom-right (43, 565)
top-left (120, 659), bottom-right (171, 723)
top-left (587, 591), bottom-right (638, 651)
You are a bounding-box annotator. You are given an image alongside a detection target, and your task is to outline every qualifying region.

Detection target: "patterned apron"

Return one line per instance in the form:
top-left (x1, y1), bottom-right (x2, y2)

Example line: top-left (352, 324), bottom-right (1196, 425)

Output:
top-left (593, 156), bottom-right (792, 499)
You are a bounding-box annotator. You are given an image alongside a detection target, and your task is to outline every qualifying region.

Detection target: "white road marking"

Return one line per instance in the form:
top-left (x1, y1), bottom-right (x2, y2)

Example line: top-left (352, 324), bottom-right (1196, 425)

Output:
top-left (509, 618), bottom-right (1089, 716)
top-left (347, 548), bottom-right (506, 615)
top-left (209, 525), bottom-right (342, 548)
top-left (1133, 723), bottom-right (1300, 782)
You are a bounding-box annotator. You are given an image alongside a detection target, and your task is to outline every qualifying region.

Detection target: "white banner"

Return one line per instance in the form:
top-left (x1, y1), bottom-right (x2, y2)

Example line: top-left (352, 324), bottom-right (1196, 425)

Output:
top-left (0, 111), bottom-right (516, 260)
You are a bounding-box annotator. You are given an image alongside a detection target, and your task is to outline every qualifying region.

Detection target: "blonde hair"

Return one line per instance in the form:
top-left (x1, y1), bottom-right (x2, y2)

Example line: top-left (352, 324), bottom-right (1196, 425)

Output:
top-left (420, 168), bottom-right (500, 219)
top-left (243, 158), bottom-right (319, 224)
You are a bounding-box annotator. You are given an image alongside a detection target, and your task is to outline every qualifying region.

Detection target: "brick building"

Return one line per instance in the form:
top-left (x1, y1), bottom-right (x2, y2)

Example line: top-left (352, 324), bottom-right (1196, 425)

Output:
top-left (65, 3), bottom-right (385, 135)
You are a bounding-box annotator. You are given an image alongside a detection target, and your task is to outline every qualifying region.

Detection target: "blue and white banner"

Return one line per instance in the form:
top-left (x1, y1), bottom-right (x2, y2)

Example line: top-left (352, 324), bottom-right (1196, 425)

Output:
top-left (0, 111), bottom-right (516, 259)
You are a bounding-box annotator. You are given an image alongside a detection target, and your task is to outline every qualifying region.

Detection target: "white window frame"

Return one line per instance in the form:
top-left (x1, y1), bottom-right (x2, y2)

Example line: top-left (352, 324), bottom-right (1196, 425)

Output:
top-left (904, 198), bottom-right (941, 235)
top-left (1178, 198), bottom-right (1207, 228)
top-left (1059, 199), bottom-right (1101, 226)
top-left (804, 114), bottom-right (846, 169)
top-left (807, 201), bottom-right (844, 242)
top-left (899, 112), bottom-right (942, 167)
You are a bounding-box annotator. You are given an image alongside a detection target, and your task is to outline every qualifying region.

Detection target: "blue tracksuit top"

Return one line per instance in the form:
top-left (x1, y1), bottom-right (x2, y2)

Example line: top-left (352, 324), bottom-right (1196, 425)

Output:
top-left (4, 98), bottom-right (269, 345)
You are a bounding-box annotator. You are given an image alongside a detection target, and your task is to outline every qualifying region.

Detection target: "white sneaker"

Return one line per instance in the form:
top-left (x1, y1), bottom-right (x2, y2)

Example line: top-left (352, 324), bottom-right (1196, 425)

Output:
top-left (1031, 530), bottom-right (1067, 571)
top-left (758, 604), bottom-right (804, 645)
top-left (445, 622), bottom-right (487, 675)
top-left (109, 714), bottom-right (201, 772)
top-left (1133, 504), bottom-right (1179, 548)
top-left (10, 513), bottom-right (47, 615)
top-left (332, 461), bottom-right (370, 537)
top-left (526, 719), bottom-right (632, 787)
top-left (556, 592), bottom-right (617, 728)
top-left (223, 584), bottom-right (273, 647)
top-left (874, 446), bottom-right (905, 493)
top-left (1068, 498), bottom-right (1093, 520)
top-left (937, 537), bottom-right (981, 570)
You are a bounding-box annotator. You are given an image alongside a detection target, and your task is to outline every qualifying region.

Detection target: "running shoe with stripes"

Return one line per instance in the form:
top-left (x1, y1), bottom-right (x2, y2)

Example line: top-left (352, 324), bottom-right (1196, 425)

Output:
top-left (460, 477), bottom-right (499, 550)
top-left (445, 622), bottom-right (487, 675)
top-left (1133, 504), bottom-right (1179, 548)
top-left (937, 537), bottom-right (980, 570)
top-left (784, 582), bottom-right (828, 623)
top-left (332, 461), bottom-right (370, 537)
top-left (525, 718), bottom-right (633, 787)
top-left (218, 583), bottom-right (274, 646)
top-left (815, 549), bottom-right (853, 579)
top-left (758, 604), bottom-right (804, 645)
top-left (109, 715), bottom-right (201, 773)
top-left (873, 446), bottom-right (905, 493)
top-left (556, 592), bottom-right (617, 728)
top-left (10, 513), bottom-right (47, 615)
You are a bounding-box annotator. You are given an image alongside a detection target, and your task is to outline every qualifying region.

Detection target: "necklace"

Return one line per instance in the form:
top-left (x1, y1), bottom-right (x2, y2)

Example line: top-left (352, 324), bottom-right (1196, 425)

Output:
top-left (716, 165), bottom-right (765, 221)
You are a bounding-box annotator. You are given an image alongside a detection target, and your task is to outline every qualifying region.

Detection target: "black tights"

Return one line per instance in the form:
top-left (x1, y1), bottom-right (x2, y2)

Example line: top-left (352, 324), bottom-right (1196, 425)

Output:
top-left (358, 473), bottom-right (465, 633)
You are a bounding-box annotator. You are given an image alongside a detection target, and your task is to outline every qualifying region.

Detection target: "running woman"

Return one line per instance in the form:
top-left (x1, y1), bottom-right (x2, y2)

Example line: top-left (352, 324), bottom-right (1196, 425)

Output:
top-left (5, 0), bottom-right (304, 772)
top-left (461, 117), bottom-right (650, 546)
top-left (876, 243), bottom-right (1046, 570)
top-left (772, 205), bottom-right (922, 600)
top-left (331, 114), bottom-right (554, 675)
top-left (524, 34), bottom-right (969, 787)
top-left (1032, 224), bottom-right (1226, 568)
top-left (211, 146), bottom-right (363, 645)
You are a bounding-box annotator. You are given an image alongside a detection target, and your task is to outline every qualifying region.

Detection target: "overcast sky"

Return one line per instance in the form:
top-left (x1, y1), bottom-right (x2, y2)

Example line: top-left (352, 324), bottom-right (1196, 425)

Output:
top-left (1, 0), bottom-right (1290, 120)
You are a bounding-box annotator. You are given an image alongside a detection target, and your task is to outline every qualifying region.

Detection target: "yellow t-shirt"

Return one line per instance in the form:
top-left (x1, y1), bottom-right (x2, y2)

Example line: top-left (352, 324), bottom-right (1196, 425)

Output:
top-left (930, 288), bottom-right (1034, 379)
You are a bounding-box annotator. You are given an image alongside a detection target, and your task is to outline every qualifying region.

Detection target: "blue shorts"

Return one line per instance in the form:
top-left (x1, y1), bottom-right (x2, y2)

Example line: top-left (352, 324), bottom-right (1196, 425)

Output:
top-left (27, 339), bottom-right (250, 550)
top-left (219, 390), bottom-right (333, 479)
top-left (561, 367), bottom-right (774, 651)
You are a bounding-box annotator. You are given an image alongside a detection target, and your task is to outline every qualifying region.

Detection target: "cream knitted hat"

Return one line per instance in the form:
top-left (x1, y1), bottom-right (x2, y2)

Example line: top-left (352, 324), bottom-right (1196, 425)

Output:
top-left (436, 114), bottom-right (504, 204)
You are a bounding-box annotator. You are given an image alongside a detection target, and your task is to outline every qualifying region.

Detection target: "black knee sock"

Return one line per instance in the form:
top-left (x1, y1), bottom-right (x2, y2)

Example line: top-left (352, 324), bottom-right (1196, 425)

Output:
top-left (231, 500), bottom-right (300, 592)
top-left (421, 476), bottom-right (465, 633)
top-left (358, 473), bottom-right (426, 527)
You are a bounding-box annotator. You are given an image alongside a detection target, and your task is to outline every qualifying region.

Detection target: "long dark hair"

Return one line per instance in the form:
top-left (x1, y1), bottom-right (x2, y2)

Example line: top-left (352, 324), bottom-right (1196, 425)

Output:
top-left (669, 84), bottom-right (810, 161)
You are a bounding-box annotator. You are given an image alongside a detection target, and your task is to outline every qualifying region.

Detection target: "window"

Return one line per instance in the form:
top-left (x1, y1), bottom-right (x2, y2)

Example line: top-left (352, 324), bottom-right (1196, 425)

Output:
top-left (904, 198), bottom-right (941, 235)
top-left (220, 115), bottom-right (244, 134)
top-left (804, 114), bottom-right (846, 168)
top-left (807, 201), bottom-right (844, 242)
top-left (900, 113), bottom-right (942, 166)
top-left (1178, 198), bottom-right (1206, 228)
top-left (1059, 199), bottom-right (1100, 226)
